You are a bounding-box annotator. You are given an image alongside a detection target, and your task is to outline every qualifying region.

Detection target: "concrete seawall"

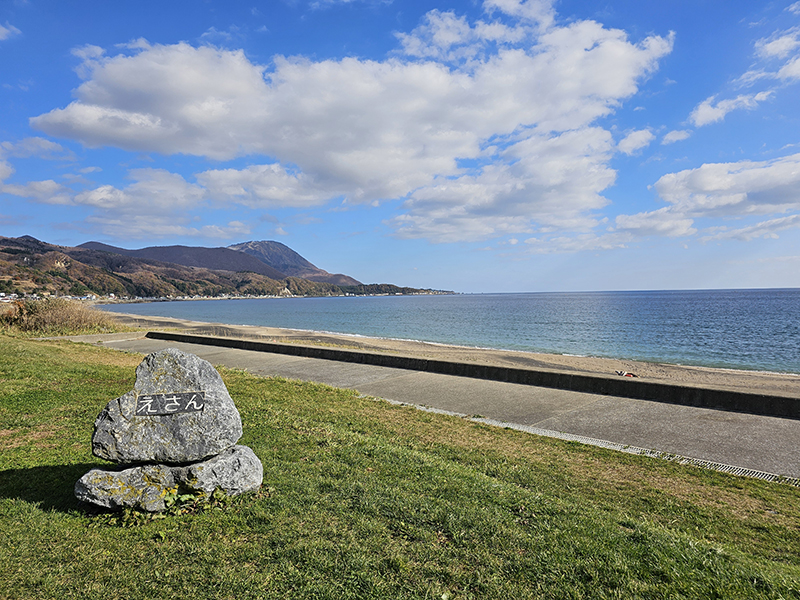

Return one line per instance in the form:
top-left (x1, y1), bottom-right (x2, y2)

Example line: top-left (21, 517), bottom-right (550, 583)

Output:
top-left (146, 331), bottom-right (800, 420)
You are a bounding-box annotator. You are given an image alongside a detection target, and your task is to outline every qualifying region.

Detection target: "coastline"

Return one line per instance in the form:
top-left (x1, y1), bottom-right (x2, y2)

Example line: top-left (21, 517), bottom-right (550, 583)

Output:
top-left (107, 312), bottom-right (800, 399)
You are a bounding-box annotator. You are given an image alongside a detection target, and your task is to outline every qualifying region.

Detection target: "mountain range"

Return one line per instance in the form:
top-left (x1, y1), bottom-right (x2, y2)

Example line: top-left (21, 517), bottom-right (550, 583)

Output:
top-left (78, 240), bottom-right (362, 286)
top-left (0, 235), bottom-right (443, 299)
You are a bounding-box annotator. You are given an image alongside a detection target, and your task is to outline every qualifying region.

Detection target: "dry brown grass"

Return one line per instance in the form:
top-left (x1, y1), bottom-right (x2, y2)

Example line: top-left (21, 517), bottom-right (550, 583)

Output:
top-left (0, 298), bottom-right (120, 336)
top-left (0, 423), bottom-right (64, 449)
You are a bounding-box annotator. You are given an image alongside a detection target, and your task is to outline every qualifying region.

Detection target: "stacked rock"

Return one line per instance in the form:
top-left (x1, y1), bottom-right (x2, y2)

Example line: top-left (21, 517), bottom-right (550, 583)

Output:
top-left (75, 348), bottom-right (263, 512)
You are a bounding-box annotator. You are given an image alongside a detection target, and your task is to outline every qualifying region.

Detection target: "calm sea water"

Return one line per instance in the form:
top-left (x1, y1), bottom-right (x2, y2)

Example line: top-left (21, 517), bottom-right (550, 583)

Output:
top-left (100, 289), bottom-right (800, 374)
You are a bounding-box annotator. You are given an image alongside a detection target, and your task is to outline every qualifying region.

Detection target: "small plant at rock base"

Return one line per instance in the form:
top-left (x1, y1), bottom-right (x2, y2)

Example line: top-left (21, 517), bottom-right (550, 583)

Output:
top-left (89, 486), bottom-right (247, 527)
top-left (162, 486), bottom-right (235, 516)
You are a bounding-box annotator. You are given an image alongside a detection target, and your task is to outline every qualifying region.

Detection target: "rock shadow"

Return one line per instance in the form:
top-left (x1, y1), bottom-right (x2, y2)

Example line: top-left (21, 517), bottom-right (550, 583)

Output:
top-left (0, 463), bottom-right (107, 513)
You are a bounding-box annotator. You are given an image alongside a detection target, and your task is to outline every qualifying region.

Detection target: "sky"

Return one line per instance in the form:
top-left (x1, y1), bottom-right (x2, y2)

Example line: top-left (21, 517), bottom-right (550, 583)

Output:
top-left (1, 0), bottom-right (800, 293)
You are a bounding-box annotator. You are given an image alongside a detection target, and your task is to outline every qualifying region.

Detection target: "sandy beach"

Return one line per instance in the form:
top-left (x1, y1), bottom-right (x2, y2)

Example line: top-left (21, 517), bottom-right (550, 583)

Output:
top-left (107, 312), bottom-right (799, 399)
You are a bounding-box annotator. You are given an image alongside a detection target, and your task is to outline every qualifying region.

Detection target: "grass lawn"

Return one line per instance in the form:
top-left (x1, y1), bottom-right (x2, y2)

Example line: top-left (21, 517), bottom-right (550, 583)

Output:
top-left (1, 335), bottom-right (799, 599)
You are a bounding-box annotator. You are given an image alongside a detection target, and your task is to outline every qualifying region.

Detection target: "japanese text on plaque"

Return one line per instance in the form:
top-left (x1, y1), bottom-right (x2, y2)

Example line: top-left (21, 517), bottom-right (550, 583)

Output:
top-left (135, 392), bottom-right (206, 416)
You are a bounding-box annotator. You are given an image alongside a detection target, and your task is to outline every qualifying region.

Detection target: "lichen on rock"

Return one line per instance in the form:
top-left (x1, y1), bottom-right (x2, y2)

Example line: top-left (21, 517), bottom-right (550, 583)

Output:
top-left (75, 446), bottom-right (263, 511)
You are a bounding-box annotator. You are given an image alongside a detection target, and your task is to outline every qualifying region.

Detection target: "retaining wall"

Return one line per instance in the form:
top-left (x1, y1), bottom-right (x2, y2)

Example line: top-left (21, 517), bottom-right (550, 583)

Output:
top-left (145, 331), bottom-right (800, 420)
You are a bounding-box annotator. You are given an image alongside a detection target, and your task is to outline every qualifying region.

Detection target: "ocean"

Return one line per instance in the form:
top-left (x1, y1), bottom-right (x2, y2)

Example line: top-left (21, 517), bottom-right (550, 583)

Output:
top-left (99, 289), bottom-right (800, 374)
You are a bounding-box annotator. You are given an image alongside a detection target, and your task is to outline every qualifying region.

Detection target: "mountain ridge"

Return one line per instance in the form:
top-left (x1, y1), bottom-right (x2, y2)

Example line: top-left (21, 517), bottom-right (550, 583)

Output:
top-left (228, 240), bottom-right (362, 286)
top-left (78, 241), bottom-right (288, 280)
top-left (0, 235), bottom-right (340, 298)
top-left (0, 235), bottom-right (448, 298)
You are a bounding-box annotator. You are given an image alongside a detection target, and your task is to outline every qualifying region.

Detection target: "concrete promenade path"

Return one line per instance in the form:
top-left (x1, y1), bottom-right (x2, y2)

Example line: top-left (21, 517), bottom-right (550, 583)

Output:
top-left (78, 332), bottom-right (800, 480)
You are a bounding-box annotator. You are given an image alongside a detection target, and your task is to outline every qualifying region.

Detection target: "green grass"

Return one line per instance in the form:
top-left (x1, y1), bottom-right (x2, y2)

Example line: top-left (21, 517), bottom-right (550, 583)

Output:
top-left (1, 336), bottom-right (799, 599)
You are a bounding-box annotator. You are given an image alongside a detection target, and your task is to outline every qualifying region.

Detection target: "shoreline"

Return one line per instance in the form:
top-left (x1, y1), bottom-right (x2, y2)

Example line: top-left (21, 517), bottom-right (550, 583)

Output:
top-left (107, 312), bottom-right (800, 399)
top-left (95, 291), bottom-right (800, 375)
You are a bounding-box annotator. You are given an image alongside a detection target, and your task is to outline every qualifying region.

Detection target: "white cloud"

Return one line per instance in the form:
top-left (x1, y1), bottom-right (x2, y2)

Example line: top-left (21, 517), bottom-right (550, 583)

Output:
top-left (72, 168), bottom-right (204, 213)
top-left (71, 169), bottom-right (244, 239)
top-left (0, 159), bottom-right (13, 182)
top-left (738, 25), bottom-right (800, 85)
top-left (396, 10), bottom-right (480, 61)
top-left (0, 22), bottom-right (21, 41)
top-left (85, 215), bottom-right (251, 240)
top-left (689, 92), bottom-right (773, 127)
top-left (701, 214), bottom-right (800, 242)
top-left (777, 55), bottom-right (800, 80)
top-left (689, 21), bottom-right (800, 132)
top-left (0, 160), bottom-right (247, 239)
top-left (28, 2), bottom-right (673, 244)
top-left (614, 207), bottom-right (696, 237)
top-left (31, 42), bottom-right (269, 160)
top-left (606, 152), bottom-right (800, 244)
top-left (0, 139), bottom-right (73, 201)
top-left (751, 26), bottom-right (800, 83)
top-left (72, 44), bottom-right (105, 62)
top-left (199, 26), bottom-right (242, 45)
top-left (790, 2), bottom-right (800, 15)
top-left (483, 0), bottom-right (556, 29)
top-left (618, 129), bottom-right (654, 155)
top-left (396, 7), bottom-right (531, 62)
top-left (0, 137), bottom-right (73, 160)
top-left (389, 127), bottom-right (616, 242)
top-left (523, 231), bottom-right (632, 253)
top-left (1, 178), bottom-right (72, 204)
top-left (197, 163), bottom-right (333, 208)
top-left (661, 129), bottom-right (691, 144)
top-left (755, 28), bottom-right (800, 59)
top-left (654, 153), bottom-right (800, 217)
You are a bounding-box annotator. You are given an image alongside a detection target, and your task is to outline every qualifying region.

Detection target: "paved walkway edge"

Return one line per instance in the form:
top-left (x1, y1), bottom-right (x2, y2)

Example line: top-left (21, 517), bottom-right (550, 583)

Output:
top-left (146, 331), bottom-right (800, 420)
top-left (378, 398), bottom-right (800, 487)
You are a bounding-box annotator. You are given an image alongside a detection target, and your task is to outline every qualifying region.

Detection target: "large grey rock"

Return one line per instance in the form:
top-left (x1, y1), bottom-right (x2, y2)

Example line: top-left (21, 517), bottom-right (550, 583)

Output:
top-left (92, 348), bottom-right (243, 464)
top-left (75, 445), bottom-right (263, 511)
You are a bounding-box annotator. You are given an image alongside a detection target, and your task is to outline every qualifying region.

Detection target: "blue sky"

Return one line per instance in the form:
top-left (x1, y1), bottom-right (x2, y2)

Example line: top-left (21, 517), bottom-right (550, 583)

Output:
top-left (1, 0), bottom-right (800, 292)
